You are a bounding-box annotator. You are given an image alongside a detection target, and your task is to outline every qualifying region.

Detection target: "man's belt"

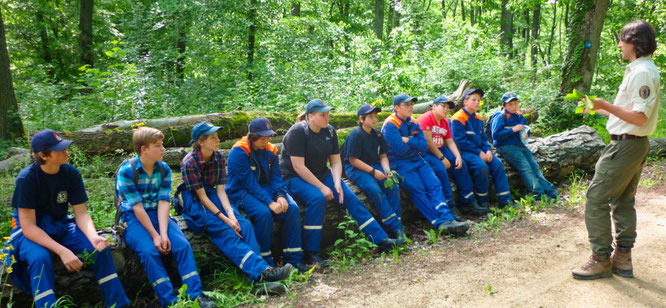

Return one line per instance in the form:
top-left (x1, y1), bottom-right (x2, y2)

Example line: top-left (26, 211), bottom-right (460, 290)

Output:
top-left (610, 134), bottom-right (646, 141)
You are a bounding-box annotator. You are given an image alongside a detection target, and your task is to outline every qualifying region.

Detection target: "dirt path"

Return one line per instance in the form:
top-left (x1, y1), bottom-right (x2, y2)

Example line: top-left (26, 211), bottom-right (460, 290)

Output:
top-left (274, 163), bottom-right (666, 308)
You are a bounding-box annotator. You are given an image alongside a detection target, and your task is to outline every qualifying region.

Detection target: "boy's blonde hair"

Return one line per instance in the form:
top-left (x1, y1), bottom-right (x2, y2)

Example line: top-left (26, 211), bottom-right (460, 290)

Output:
top-left (133, 127), bottom-right (164, 154)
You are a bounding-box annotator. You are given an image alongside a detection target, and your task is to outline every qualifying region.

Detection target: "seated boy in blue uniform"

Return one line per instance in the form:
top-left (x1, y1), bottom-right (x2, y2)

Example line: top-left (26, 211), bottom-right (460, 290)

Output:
top-left (417, 96), bottom-right (491, 216)
top-left (226, 118), bottom-right (311, 273)
top-left (342, 104), bottom-right (406, 240)
top-left (450, 89), bottom-right (513, 208)
top-left (116, 127), bottom-right (216, 308)
top-left (180, 121), bottom-right (293, 294)
top-left (381, 93), bottom-right (469, 235)
top-left (490, 92), bottom-right (558, 202)
top-left (4, 129), bottom-right (129, 308)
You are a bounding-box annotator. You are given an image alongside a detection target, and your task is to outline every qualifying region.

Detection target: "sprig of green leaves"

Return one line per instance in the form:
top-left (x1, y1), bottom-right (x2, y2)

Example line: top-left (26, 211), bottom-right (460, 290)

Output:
top-left (565, 89), bottom-right (597, 115)
top-left (383, 171), bottom-right (401, 190)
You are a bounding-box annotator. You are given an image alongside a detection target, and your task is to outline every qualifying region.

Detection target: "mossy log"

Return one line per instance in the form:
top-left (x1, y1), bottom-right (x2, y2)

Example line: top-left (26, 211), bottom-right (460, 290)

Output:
top-left (59, 111), bottom-right (386, 156)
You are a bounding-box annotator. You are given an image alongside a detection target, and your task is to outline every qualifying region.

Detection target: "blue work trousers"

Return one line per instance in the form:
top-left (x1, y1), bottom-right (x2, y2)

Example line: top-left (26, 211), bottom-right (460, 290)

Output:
top-left (461, 151), bottom-right (513, 206)
top-left (123, 211), bottom-right (203, 307)
top-left (345, 163), bottom-right (402, 232)
top-left (7, 217), bottom-right (129, 308)
top-left (236, 186), bottom-right (303, 266)
top-left (391, 158), bottom-right (455, 227)
top-left (496, 144), bottom-right (558, 199)
top-left (286, 172), bottom-right (388, 253)
top-left (181, 188), bottom-right (269, 281)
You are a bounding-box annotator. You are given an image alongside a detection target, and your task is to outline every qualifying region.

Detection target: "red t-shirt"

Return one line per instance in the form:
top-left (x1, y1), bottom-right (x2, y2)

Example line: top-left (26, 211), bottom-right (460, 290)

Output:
top-left (417, 110), bottom-right (452, 148)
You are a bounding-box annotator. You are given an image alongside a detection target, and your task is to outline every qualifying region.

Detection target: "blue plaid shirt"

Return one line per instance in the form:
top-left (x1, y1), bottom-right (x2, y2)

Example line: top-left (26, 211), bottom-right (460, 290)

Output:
top-left (116, 156), bottom-right (172, 212)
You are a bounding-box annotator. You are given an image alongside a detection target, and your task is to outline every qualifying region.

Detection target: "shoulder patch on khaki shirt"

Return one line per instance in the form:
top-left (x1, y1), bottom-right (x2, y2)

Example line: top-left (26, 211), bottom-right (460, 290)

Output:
top-left (639, 85), bottom-right (650, 99)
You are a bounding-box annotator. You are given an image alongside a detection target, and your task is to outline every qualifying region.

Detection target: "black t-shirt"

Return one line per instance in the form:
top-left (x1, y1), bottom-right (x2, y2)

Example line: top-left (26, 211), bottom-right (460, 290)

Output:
top-left (11, 163), bottom-right (88, 228)
top-left (280, 121), bottom-right (339, 182)
top-left (343, 125), bottom-right (387, 167)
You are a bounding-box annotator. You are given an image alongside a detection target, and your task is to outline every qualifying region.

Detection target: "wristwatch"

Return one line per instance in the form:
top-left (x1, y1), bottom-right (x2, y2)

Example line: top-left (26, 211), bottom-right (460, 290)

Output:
top-left (439, 156), bottom-right (446, 161)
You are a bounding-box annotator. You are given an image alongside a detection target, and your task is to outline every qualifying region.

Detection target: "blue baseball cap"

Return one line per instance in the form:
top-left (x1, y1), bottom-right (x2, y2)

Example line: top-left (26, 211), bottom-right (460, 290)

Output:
top-left (306, 99), bottom-right (334, 114)
top-left (249, 117), bottom-right (276, 137)
top-left (432, 96), bottom-right (455, 108)
top-left (357, 104), bottom-right (382, 117)
top-left (463, 89), bottom-right (485, 100)
top-left (393, 93), bottom-right (418, 106)
top-left (189, 121), bottom-right (222, 146)
top-left (501, 92), bottom-right (519, 104)
top-left (31, 129), bottom-right (73, 153)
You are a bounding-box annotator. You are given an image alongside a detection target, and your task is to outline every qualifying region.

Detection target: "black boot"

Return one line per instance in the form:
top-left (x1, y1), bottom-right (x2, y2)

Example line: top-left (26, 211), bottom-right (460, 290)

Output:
top-left (194, 294), bottom-right (218, 308)
top-left (378, 237), bottom-right (399, 253)
top-left (391, 226), bottom-right (407, 242)
top-left (437, 220), bottom-right (470, 236)
top-left (459, 200), bottom-right (492, 215)
top-left (260, 263), bottom-right (294, 282)
top-left (448, 204), bottom-right (464, 221)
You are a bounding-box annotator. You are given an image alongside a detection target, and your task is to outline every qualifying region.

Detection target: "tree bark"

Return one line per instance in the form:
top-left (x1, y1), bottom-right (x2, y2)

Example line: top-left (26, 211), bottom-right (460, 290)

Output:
top-left (530, 3), bottom-right (541, 69)
top-left (392, 0), bottom-right (401, 30)
top-left (460, 0), bottom-right (465, 22)
top-left (79, 0), bottom-right (93, 67)
top-left (546, 2), bottom-right (557, 64)
top-left (175, 26), bottom-right (187, 81)
top-left (291, 0), bottom-right (301, 16)
top-left (247, 0), bottom-right (257, 81)
top-left (559, 0), bottom-right (610, 95)
top-left (0, 8), bottom-right (25, 141)
top-left (412, 80), bottom-right (471, 114)
top-left (499, 0), bottom-right (513, 57)
top-left (373, 0), bottom-right (385, 40)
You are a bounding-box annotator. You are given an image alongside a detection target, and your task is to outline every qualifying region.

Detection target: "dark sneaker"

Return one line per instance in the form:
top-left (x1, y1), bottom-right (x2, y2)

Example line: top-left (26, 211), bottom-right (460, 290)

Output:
top-left (459, 200), bottom-right (492, 215)
top-left (437, 220), bottom-right (470, 236)
top-left (290, 262), bottom-right (314, 274)
top-left (572, 255), bottom-right (612, 280)
top-left (611, 246), bottom-right (633, 278)
top-left (252, 282), bottom-right (288, 296)
top-left (194, 294), bottom-right (218, 308)
top-left (390, 226), bottom-right (407, 242)
top-left (449, 204), bottom-right (463, 221)
top-left (303, 251), bottom-right (330, 269)
top-left (377, 237), bottom-right (400, 253)
top-left (260, 263), bottom-right (294, 282)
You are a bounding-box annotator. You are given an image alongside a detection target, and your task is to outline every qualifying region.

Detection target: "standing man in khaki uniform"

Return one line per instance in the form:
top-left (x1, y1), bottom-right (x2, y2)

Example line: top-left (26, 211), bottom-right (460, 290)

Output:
top-left (572, 20), bottom-right (660, 280)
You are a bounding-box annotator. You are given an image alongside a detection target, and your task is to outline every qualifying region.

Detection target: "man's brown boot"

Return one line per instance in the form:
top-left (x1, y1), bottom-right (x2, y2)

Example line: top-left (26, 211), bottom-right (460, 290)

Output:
top-left (572, 255), bottom-right (612, 280)
top-left (611, 246), bottom-right (634, 278)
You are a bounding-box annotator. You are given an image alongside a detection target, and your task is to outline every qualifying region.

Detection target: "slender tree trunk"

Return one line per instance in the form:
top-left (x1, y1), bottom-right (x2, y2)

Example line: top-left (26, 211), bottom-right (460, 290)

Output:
top-left (441, 0), bottom-right (447, 20)
top-left (547, 2), bottom-right (557, 64)
top-left (393, 0), bottom-right (401, 29)
top-left (78, 0), bottom-right (93, 67)
top-left (559, 0), bottom-right (610, 95)
top-left (387, 0), bottom-right (394, 38)
top-left (500, 0), bottom-right (513, 57)
top-left (374, 0), bottom-right (385, 40)
top-left (452, 0), bottom-right (457, 19)
top-left (291, 1), bottom-right (301, 16)
top-left (0, 8), bottom-right (26, 140)
top-left (460, 0), bottom-right (465, 22)
top-left (247, 0), bottom-right (257, 81)
top-left (530, 3), bottom-right (541, 69)
top-left (470, 4), bottom-right (475, 26)
top-left (175, 26), bottom-right (187, 80)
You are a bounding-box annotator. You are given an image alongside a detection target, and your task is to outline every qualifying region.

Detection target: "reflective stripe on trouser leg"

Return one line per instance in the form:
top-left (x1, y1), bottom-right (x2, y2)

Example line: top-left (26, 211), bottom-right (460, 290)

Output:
top-left (238, 191), bottom-right (276, 266)
top-left (442, 147), bottom-right (476, 204)
top-left (276, 193), bottom-right (304, 265)
top-left (325, 173), bottom-right (388, 244)
top-left (165, 217), bottom-right (204, 300)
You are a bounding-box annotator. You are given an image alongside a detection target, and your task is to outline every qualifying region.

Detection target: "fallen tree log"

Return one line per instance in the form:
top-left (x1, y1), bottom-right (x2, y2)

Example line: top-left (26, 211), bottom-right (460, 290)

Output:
top-left (60, 111), bottom-right (387, 156)
top-left (3, 125), bottom-right (609, 306)
top-left (412, 80), bottom-right (472, 114)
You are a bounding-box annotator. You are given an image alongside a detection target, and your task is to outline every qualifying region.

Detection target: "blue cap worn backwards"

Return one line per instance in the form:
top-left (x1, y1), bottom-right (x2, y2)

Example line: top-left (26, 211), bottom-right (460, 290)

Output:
top-left (432, 96), bottom-right (455, 108)
top-left (393, 93), bottom-right (418, 106)
top-left (306, 99), bottom-right (334, 114)
top-left (189, 121), bottom-right (222, 146)
top-left (31, 129), bottom-right (73, 153)
top-left (501, 92), bottom-right (519, 104)
top-left (463, 89), bottom-right (485, 100)
top-left (357, 104), bottom-right (382, 117)
top-left (249, 117), bottom-right (276, 137)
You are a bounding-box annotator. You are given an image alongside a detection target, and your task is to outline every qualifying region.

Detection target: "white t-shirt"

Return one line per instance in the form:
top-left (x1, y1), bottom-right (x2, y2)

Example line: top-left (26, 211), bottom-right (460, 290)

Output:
top-left (606, 56), bottom-right (661, 136)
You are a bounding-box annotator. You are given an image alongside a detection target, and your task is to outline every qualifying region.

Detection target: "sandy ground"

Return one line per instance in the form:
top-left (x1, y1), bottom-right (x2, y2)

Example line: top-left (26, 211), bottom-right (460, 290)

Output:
top-left (273, 162), bottom-right (666, 308)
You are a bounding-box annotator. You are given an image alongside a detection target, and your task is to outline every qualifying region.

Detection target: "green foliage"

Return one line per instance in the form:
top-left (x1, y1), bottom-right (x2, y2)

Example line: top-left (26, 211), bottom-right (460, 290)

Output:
top-left (383, 171), bottom-right (400, 190)
top-left (423, 228), bottom-right (446, 245)
top-left (331, 214), bottom-right (377, 273)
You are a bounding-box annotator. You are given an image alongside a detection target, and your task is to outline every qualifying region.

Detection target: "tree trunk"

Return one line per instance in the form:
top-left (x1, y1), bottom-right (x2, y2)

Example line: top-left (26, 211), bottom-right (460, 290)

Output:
top-left (0, 8), bottom-right (25, 141)
top-left (559, 0), bottom-right (610, 95)
top-left (499, 0), bottom-right (513, 57)
top-left (374, 0), bottom-right (385, 40)
top-left (530, 3), bottom-right (541, 69)
top-left (79, 0), bottom-right (93, 67)
top-left (247, 0), bottom-right (257, 81)
top-left (441, 0), bottom-right (446, 20)
top-left (460, 0), bottom-right (465, 22)
top-left (392, 0), bottom-right (401, 30)
top-left (175, 26), bottom-right (187, 81)
top-left (546, 2), bottom-right (557, 64)
top-left (291, 1), bottom-right (301, 16)
top-left (412, 80), bottom-right (471, 114)
top-left (59, 111), bottom-right (366, 156)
